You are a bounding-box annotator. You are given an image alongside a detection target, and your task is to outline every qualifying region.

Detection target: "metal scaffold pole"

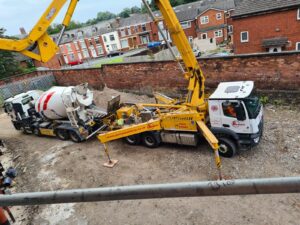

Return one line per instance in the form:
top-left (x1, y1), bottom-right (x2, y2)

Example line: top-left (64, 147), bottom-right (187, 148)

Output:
top-left (0, 177), bottom-right (299, 207)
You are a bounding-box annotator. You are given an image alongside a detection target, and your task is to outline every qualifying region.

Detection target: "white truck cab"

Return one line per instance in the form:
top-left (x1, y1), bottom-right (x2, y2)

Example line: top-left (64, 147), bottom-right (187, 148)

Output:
top-left (3, 90), bottom-right (43, 130)
top-left (208, 81), bottom-right (263, 157)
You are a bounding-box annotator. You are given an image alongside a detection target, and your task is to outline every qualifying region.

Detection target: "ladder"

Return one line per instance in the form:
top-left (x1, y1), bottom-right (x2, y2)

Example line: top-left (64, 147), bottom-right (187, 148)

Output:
top-left (66, 107), bottom-right (79, 128)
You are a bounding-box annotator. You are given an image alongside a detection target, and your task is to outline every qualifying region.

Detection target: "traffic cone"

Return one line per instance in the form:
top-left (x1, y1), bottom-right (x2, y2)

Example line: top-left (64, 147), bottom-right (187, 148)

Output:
top-left (0, 208), bottom-right (10, 225)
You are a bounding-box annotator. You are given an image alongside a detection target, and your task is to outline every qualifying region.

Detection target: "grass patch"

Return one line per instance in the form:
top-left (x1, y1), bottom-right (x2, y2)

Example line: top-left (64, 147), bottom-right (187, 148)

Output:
top-left (94, 56), bottom-right (124, 68)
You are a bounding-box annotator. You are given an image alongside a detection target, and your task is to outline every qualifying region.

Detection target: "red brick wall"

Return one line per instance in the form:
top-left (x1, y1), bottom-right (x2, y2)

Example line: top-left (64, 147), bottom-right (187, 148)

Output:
top-left (3, 52), bottom-right (300, 92)
top-left (52, 68), bottom-right (105, 90)
top-left (53, 52), bottom-right (300, 92)
top-left (231, 9), bottom-right (300, 54)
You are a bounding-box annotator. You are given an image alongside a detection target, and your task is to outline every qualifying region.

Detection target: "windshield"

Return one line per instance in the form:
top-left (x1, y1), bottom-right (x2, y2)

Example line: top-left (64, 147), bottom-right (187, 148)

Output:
top-left (243, 95), bottom-right (261, 119)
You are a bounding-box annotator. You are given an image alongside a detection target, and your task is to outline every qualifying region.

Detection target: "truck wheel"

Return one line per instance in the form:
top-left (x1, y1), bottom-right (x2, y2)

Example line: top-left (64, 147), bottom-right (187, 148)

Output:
top-left (33, 127), bottom-right (41, 137)
top-left (218, 137), bottom-right (237, 158)
top-left (124, 134), bottom-right (141, 145)
top-left (142, 132), bottom-right (161, 148)
top-left (56, 129), bottom-right (70, 141)
top-left (69, 131), bottom-right (82, 143)
top-left (21, 127), bottom-right (30, 135)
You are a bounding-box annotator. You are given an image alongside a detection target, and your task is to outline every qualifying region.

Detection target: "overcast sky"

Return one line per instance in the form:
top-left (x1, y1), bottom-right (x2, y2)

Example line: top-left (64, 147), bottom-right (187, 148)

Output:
top-left (0, 0), bottom-right (142, 35)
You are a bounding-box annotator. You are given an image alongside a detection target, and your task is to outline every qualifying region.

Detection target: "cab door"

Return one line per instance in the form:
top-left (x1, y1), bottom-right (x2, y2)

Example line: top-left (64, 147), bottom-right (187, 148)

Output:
top-left (220, 100), bottom-right (251, 134)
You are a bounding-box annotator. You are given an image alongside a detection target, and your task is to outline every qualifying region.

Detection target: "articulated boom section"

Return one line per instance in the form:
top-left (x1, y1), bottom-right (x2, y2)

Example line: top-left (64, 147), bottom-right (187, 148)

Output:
top-left (156, 0), bottom-right (206, 107)
top-left (0, 0), bottom-right (79, 62)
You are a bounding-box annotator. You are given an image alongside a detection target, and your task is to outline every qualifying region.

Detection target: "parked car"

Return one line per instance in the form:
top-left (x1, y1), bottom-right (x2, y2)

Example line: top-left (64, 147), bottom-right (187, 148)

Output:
top-left (147, 42), bottom-right (162, 49)
top-left (107, 51), bottom-right (123, 58)
top-left (68, 60), bottom-right (83, 66)
top-left (193, 48), bottom-right (201, 57)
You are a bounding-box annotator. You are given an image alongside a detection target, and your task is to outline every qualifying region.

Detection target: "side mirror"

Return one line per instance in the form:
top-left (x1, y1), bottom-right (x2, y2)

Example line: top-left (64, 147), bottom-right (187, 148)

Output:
top-left (235, 103), bottom-right (246, 121)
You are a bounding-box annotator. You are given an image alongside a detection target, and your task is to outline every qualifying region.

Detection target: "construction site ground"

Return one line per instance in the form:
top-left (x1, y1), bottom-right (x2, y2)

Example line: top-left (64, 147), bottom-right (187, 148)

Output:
top-left (0, 88), bottom-right (299, 225)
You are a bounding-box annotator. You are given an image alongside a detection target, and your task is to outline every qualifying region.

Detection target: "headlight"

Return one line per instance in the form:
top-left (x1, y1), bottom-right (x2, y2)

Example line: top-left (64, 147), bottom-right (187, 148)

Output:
top-left (253, 137), bottom-right (260, 143)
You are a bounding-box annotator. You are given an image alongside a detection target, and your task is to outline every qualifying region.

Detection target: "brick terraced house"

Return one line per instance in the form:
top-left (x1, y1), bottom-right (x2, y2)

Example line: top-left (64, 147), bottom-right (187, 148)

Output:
top-left (117, 14), bottom-right (160, 50)
top-left (231, 0), bottom-right (300, 54)
top-left (195, 0), bottom-right (235, 44)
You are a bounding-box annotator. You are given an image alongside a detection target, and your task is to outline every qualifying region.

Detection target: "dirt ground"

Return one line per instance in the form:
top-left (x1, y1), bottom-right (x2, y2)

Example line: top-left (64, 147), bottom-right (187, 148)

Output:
top-left (0, 88), bottom-right (299, 225)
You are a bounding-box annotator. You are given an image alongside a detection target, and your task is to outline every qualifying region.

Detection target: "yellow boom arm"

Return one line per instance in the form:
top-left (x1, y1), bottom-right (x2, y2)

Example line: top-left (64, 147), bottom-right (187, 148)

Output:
top-left (155, 0), bottom-right (206, 106)
top-left (0, 0), bottom-right (79, 62)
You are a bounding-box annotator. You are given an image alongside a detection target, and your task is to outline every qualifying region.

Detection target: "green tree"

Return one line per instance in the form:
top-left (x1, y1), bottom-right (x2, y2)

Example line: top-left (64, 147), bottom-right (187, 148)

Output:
top-left (0, 29), bottom-right (21, 79)
top-left (119, 8), bottom-right (131, 18)
top-left (131, 6), bottom-right (141, 14)
top-left (96, 11), bottom-right (116, 21)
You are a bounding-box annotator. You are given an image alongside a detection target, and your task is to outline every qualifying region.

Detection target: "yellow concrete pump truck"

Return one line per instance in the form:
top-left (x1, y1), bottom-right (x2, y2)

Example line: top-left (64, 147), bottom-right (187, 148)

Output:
top-left (0, 0), bottom-right (264, 175)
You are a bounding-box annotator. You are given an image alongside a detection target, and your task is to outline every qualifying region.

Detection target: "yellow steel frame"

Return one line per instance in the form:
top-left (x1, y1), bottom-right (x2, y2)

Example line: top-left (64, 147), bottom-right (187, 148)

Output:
top-left (0, 0), bottom-right (79, 62)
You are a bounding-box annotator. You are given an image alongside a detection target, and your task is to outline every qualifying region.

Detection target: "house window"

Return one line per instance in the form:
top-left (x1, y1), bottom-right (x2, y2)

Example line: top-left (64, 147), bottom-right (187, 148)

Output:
top-left (140, 35), bottom-right (150, 44)
top-left (111, 44), bottom-right (118, 50)
top-left (200, 16), bottom-right (209, 24)
top-left (82, 50), bottom-right (89, 58)
top-left (120, 29), bottom-right (125, 37)
top-left (141, 24), bottom-right (147, 32)
top-left (79, 40), bottom-right (87, 49)
top-left (201, 33), bottom-right (207, 39)
top-left (66, 44), bottom-right (72, 52)
top-left (228, 25), bottom-right (233, 33)
top-left (121, 39), bottom-right (129, 48)
top-left (296, 42), bottom-right (300, 50)
top-left (216, 13), bottom-right (222, 20)
top-left (297, 8), bottom-right (300, 20)
top-left (103, 36), bottom-right (107, 42)
top-left (241, 31), bottom-right (249, 43)
top-left (97, 45), bottom-right (104, 54)
top-left (180, 21), bottom-right (191, 29)
top-left (188, 36), bottom-right (193, 43)
top-left (214, 30), bottom-right (223, 38)
top-left (109, 34), bottom-right (115, 41)
top-left (127, 27), bottom-right (131, 35)
top-left (134, 25), bottom-right (139, 33)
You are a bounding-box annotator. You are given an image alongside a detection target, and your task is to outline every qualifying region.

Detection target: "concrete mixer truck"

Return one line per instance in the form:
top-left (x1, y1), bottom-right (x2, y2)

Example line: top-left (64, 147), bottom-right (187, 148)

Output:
top-left (3, 83), bottom-right (110, 142)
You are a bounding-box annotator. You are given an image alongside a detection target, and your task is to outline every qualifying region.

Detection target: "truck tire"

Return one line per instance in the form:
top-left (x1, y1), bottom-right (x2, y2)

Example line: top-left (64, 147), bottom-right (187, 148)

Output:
top-left (69, 131), bottom-right (82, 143)
top-left (142, 132), bottom-right (161, 148)
top-left (218, 137), bottom-right (237, 158)
top-left (56, 129), bottom-right (70, 141)
top-left (33, 127), bottom-right (41, 137)
top-left (124, 134), bottom-right (141, 145)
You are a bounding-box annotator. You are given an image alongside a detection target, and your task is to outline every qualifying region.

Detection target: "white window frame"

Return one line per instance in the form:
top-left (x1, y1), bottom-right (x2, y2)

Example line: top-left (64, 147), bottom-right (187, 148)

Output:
top-left (120, 29), bottom-right (126, 37)
top-left (216, 13), bottom-right (222, 20)
top-left (120, 39), bottom-right (129, 48)
top-left (180, 21), bottom-right (191, 29)
top-left (296, 42), bottom-right (300, 51)
top-left (200, 16), bottom-right (209, 24)
top-left (111, 44), bottom-right (118, 51)
top-left (240, 31), bottom-right (249, 43)
top-left (214, 30), bottom-right (223, 38)
top-left (127, 27), bottom-right (131, 35)
top-left (228, 25), bottom-right (233, 33)
top-left (297, 8), bottom-right (300, 20)
top-left (109, 34), bottom-right (115, 41)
